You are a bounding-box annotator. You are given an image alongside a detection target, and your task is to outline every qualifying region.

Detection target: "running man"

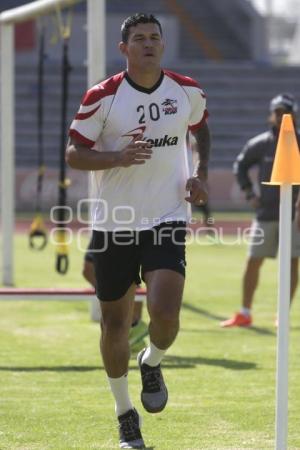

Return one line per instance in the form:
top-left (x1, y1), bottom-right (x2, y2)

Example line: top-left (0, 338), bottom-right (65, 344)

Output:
top-left (66, 13), bottom-right (210, 449)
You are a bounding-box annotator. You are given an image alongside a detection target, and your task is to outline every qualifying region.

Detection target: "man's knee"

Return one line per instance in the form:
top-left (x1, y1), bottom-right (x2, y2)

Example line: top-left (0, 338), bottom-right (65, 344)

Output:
top-left (101, 315), bottom-right (129, 339)
top-left (149, 301), bottom-right (180, 324)
top-left (101, 303), bottom-right (132, 334)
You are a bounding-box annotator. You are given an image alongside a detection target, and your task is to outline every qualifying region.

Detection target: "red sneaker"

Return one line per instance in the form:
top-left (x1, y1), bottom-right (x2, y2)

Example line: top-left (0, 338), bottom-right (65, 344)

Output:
top-left (220, 312), bottom-right (252, 328)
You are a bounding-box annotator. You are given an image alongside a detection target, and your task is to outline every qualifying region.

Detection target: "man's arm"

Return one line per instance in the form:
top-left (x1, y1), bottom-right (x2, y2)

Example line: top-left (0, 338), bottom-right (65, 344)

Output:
top-left (191, 121), bottom-right (210, 180)
top-left (233, 138), bottom-right (265, 210)
top-left (185, 122), bottom-right (210, 205)
top-left (65, 135), bottom-right (152, 170)
top-left (233, 141), bottom-right (261, 202)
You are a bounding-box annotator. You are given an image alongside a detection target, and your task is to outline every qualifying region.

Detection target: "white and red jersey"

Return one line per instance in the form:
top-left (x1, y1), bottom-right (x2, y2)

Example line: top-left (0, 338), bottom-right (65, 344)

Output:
top-left (69, 70), bottom-right (208, 231)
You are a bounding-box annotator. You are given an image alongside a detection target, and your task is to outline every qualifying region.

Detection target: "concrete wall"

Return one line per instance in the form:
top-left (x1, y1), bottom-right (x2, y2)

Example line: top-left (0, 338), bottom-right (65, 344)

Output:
top-left (15, 166), bottom-right (252, 213)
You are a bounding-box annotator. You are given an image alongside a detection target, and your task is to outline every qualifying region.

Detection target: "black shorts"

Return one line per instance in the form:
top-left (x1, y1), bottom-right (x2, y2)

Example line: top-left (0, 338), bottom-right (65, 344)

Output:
top-left (91, 221), bottom-right (186, 301)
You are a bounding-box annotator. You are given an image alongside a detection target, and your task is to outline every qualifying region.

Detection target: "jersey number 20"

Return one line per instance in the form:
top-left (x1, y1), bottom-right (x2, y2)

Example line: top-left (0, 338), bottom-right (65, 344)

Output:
top-left (137, 103), bottom-right (160, 124)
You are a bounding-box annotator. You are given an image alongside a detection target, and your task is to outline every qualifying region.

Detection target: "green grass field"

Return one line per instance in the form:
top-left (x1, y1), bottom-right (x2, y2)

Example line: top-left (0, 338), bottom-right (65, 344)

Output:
top-left (0, 233), bottom-right (300, 449)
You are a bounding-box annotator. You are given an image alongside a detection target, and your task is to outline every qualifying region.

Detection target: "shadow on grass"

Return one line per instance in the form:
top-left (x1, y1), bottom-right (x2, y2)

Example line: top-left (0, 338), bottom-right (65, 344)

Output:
top-left (182, 302), bottom-right (275, 336)
top-left (163, 354), bottom-right (257, 371)
top-left (182, 302), bottom-right (226, 321)
top-left (0, 365), bottom-right (102, 372)
top-left (0, 354), bottom-right (257, 373)
top-left (290, 325), bottom-right (300, 331)
top-left (247, 325), bottom-right (276, 336)
top-left (181, 325), bottom-right (275, 337)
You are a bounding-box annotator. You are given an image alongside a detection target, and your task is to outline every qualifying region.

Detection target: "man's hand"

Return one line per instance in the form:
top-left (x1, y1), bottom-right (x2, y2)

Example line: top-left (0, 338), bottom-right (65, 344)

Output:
top-left (66, 135), bottom-right (152, 171)
top-left (185, 176), bottom-right (208, 205)
top-left (117, 134), bottom-right (152, 167)
top-left (248, 195), bottom-right (261, 210)
top-left (245, 189), bottom-right (260, 209)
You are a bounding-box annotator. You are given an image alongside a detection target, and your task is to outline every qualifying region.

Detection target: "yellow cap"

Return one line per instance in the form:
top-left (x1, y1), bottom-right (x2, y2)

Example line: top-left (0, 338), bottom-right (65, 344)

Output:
top-left (263, 114), bottom-right (300, 185)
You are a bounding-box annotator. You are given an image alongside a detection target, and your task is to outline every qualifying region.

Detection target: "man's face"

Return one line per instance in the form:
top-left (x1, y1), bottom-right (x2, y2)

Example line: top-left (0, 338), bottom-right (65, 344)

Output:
top-left (119, 23), bottom-right (164, 70)
top-left (269, 107), bottom-right (296, 129)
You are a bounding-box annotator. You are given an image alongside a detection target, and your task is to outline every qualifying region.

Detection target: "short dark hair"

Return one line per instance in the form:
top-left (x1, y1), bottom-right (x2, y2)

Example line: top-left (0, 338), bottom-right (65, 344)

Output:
top-left (121, 13), bottom-right (162, 43)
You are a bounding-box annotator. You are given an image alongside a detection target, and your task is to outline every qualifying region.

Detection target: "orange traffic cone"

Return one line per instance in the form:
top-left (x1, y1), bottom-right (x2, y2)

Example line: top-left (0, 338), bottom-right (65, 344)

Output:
top-left (263, 114), bottom-right (300, 185)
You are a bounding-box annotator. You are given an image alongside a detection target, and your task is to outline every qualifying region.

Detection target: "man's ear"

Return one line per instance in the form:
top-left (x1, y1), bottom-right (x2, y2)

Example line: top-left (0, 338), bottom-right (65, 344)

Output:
top-left (119, 41), bottom-right (127, 56)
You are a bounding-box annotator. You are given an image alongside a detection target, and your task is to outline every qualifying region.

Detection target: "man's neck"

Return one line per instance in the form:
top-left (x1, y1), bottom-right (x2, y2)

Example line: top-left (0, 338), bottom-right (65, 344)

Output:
top-left (126, 67), bottom-right (162, 89)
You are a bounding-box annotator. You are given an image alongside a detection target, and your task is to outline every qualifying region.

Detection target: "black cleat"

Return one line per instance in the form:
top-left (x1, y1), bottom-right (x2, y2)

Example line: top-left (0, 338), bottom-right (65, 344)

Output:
top-left (137, 348), bottom-right (168, 413)
top-left (118, 408), bottom-right (145, 449)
